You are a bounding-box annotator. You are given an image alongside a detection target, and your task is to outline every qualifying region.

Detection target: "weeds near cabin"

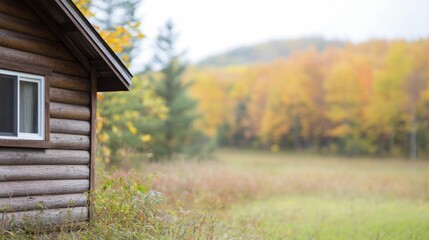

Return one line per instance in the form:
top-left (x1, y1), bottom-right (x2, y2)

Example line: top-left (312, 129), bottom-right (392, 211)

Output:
top-left (75, 173), bottom-right (229, 239)
top-left (0, 173), bottom-right (237, 240)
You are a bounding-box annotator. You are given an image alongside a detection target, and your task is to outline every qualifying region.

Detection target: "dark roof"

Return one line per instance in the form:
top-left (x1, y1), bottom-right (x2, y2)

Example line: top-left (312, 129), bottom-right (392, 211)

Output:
top-left (27, 0), bottom-right (132, 91)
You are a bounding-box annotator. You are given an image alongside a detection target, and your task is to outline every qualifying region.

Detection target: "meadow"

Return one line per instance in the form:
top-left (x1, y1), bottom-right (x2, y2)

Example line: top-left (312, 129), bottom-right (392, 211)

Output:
top-left (134, 149), bottom-right (429, 239)
top-left (3, 149), bottom-right (428, 239)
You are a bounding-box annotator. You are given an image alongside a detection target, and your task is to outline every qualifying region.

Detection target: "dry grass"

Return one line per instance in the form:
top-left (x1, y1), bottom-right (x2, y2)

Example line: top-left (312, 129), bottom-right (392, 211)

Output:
top-left (131, 149), bottom-right (429, 239)
top-left (136, 149), bottom-right (429, 209)
top-left (3, 149), bottom-right (428, 239)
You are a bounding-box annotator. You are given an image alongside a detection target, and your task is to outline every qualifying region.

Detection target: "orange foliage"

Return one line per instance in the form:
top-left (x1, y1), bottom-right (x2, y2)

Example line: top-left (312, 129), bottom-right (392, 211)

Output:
top-left (187, 40), bottom-right (429, 156)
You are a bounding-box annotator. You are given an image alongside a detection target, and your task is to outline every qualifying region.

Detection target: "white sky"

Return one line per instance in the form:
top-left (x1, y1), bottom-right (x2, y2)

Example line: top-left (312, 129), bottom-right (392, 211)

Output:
top-left (131, 0), bottom-right (429, 72)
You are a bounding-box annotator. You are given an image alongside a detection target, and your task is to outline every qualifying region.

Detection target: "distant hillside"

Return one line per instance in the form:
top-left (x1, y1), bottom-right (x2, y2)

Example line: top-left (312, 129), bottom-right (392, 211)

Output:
top-left (198, 37), bottom-right (345, 67)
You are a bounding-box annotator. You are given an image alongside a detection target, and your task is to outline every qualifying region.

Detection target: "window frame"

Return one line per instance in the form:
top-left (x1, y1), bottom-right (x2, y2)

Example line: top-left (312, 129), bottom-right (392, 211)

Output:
top-left (0, 69), bottom-right (45, 141)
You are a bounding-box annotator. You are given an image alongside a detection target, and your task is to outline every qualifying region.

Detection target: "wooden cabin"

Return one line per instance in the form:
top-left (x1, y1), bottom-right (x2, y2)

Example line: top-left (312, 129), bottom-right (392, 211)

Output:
top-left (0, 0), bottom-right (132, 228)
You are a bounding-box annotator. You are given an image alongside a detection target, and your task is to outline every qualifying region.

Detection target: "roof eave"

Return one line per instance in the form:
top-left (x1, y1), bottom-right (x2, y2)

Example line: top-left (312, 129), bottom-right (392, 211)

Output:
top-left (54, 0), bottom-right (133, 91)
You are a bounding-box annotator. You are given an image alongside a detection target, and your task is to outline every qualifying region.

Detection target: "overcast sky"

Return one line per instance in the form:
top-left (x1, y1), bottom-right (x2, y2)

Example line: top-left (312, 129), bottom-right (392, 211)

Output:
top-left (131, 0), bottom-right (429, 71)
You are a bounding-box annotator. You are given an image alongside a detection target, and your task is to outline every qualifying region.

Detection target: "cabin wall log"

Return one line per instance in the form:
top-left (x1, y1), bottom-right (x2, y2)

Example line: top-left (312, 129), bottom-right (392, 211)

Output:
top-left (0, 0), bottom-right (42, 22)
top-left (0, 12), bottom-right (57, 41)
top-left (50, 134), bottom-right (90, 150)
top-left (0, 149), bottom-right (89, 165)
top-left (50, 118), bottom-right (90, 136)
top-left (50, 87), bottom-right (90, 106)
top-left (0, 180), bottom-right (89, 198)
top-left (0, 28), bottom-right (75, 61)
top-left (1, 207), bottom-right (88, 229)
top-left (50, 102), bottom-right (91, 121)
top-left (0, 165), bottom-right (89, 181)
top-left (50, 73), bottom-right (90, 92)
top-left (0, 194), bottom-right (87, 212)
top-left (0, 46), bottom-right (87, 78)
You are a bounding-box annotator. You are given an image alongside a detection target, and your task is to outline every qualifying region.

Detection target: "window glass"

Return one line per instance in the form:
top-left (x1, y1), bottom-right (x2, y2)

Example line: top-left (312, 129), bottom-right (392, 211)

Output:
top-left (0, 74), bottom-right (17, 136)
top-left (0, 69), bottom-right (44, 140)
top-left (20, 81), bottom-right (39, 134)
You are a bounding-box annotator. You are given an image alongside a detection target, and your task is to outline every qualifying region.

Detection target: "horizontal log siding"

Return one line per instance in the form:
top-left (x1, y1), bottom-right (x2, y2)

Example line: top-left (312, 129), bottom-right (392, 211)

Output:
top-left (0, 165), bottom-right (89, 181)
top-left (0, 0), bottom-right (42, 23)
top-left (0, 180), bottom-right (90, 198)
top-left (0, 0), bottom-right (92, 226)
top-left (50, 134), bottom-right (90, 150)
top-left (50, 118), bottom-right (91, 136)
top-left (0, 194), bottom-right (87, 212)
top-left (50, 102), bottom-right (91, 121)
top-left (0, 12), bottom-right (57, 41)
top-left (0, 46), bottom-right (87, 78)
top-left (0, 28), bottom-right (75, 61)
top-left (50, 73), bottom-right (90, 92)
top-left (50, 87), bottom-right (90, 106)
top-left (0, 149), bottom-right (90, 165)
top-left (1, 207), bottom-right (88, 229)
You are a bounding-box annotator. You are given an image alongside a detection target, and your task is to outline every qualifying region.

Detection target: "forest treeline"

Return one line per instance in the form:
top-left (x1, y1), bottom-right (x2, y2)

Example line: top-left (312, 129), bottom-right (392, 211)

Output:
top-left (187, 40), bottom-right (429, 158)
top-left (75, 0), bottom-right (429, 162)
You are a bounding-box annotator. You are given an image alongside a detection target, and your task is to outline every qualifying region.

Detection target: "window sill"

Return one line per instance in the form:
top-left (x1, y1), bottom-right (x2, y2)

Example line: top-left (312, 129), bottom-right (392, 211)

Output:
top-left (0, 139), bottom-right (51, 149)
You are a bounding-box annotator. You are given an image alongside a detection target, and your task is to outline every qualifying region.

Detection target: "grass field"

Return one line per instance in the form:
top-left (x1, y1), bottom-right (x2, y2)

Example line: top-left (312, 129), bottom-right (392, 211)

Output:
top-left (137, 149), bottom-right (429, 239)
top-left (3, 149), bottom-right (429, 239)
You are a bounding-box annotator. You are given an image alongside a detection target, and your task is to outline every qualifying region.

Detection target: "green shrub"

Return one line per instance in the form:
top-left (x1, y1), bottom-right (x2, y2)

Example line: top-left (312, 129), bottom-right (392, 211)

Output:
top-left (1, 173), bottom-right (238, 240)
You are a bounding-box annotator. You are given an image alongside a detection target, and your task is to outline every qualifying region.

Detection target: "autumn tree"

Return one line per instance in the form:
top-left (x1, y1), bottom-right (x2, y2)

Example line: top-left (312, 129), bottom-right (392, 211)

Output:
top-left (74, 0), bottom-right (167, 166)
top-left (187, 39), bottom-right (429, 158)
top-left (90, 0), bottom-right (143, 66)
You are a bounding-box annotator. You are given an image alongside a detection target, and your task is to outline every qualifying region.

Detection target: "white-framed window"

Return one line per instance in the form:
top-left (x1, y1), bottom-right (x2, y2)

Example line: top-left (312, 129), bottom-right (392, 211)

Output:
top-left (0, 69), bottom-right (45, 140)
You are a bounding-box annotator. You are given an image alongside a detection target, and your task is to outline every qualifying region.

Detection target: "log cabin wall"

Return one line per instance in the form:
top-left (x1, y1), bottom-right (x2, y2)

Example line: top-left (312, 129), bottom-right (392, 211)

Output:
top-left (0, 0), bottom-right (92, 227)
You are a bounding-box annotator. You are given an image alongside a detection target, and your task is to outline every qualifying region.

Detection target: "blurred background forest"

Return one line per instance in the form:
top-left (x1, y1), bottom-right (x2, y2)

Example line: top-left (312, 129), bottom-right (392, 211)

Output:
top-left (74, 0), bottom-right (429, 166)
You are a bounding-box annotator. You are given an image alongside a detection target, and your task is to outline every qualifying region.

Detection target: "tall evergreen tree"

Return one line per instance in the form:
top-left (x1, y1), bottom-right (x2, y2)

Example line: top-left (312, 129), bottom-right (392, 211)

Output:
top-left (150, 20), bottom-right (200, 159)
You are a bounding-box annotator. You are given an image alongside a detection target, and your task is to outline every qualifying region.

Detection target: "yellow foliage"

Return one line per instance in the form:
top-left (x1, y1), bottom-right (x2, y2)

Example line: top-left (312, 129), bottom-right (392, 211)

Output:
top-left (72, 0), bottom-right (93, 17)
top-left (97, 93), bottom-right (104, 100)
top-left (328, 125), bottom-right (352, 138)
top-left (187, 40), bottom-right (429, 154)
top-left (112, 126), bottom-right (119, 134)
top-left (99, 133), bottom-right (110, 143)
top-left (73, 0), bottom-right (143, 65)
top-left (140, 134), bottom-right (152, 143)
top-left (126, 121), bottom-right (138, 135)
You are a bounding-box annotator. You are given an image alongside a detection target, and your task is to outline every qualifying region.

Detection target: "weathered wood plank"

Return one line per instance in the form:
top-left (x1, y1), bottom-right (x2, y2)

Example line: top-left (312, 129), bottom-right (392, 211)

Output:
top-left (0, 46), bottom-right (88, 78)
top-left (0, 165), bottom-right (89, 181)
top-left (89, 69), bottom-right (97, 220)
top-left (50, 134), bottom-right (90, 150)
top-left (0, 29), bottom-right (75, 61)
top-left (50, 87), bottom-right (90, 106)
top-left (50, 102), bottom-right (90, 121)
top-left (0, 139), bottom-right (51, 149)
top-left (50, 118), bottom-right (90, 135)
top-left (0, 180), bottom-right (89, 198)
top-left (1, 207), bottom-right (88, 229)
top-left (0, 0), bottom-right (42, 23)
top-left (0, 12), bottom-right (57, 41)
top-left (51, 73), bottom-right (90, 92)
top-left (0, 194), bottom-right (87, 212)
top-left (0, 149), bottom-right (89, 165)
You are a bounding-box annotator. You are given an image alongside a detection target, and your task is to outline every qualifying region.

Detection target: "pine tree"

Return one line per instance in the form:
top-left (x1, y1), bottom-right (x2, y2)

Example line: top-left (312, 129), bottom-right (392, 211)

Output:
top-left (150, 20), bottom-right (200, 159)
